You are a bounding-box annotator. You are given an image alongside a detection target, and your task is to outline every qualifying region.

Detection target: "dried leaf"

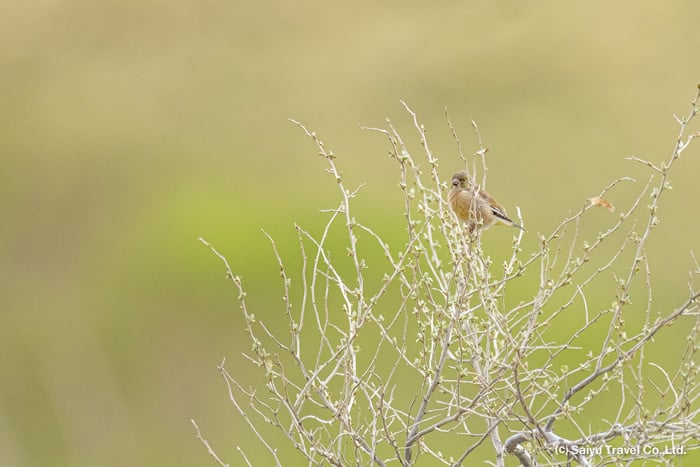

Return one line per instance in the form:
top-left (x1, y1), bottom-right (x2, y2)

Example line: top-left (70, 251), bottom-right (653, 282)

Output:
top-left (589, 197), bottom-right (615, 213)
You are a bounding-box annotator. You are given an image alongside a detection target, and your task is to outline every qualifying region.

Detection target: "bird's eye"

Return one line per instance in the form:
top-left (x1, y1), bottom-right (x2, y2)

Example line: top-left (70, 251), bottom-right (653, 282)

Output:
top-left (452, 180), bottom-right (459, 186)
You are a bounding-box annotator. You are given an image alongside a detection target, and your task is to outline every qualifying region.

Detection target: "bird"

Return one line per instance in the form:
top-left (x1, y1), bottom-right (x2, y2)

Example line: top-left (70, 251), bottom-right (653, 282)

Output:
top-left (448, 171), bottom-right (524, 232)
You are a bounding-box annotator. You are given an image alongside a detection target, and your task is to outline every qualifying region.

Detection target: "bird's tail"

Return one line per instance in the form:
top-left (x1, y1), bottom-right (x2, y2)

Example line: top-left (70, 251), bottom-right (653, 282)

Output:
top-left (496, 216), bottom-right (525, 231)
top-left (490, 205), bottom-right (525, 231)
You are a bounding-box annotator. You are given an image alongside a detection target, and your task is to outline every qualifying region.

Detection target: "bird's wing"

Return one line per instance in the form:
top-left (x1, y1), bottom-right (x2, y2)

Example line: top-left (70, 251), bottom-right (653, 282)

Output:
top-left (491, 205), bottom-right (514, 223)
top-left (478, 190), bottom-right (512, 222)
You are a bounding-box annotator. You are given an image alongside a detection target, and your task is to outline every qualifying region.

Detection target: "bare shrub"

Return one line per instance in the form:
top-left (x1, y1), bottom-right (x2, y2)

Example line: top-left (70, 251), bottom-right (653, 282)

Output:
top-left (197, 87), bottom-right (700, 466)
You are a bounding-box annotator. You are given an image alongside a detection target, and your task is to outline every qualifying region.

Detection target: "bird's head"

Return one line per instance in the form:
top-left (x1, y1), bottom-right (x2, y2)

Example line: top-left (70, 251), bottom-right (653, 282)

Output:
top-left (450, 171), bottom-right (470, 190)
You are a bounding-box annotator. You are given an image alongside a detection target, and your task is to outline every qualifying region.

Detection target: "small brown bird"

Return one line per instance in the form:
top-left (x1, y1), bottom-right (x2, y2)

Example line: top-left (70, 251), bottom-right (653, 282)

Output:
top-left (448, 171), bottom-right (524, 232)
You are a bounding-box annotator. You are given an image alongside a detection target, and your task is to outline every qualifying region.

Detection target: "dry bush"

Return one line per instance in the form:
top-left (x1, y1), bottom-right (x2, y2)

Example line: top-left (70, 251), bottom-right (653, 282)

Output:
top-left (196, 87), bottom-right (700, 466)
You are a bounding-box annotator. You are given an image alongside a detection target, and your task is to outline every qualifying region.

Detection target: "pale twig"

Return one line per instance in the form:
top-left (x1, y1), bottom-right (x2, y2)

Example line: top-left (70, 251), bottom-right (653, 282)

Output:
top-left (191, 419), bottom-right (230, 467)
top-left (197, 88), bottom-right (700, 466)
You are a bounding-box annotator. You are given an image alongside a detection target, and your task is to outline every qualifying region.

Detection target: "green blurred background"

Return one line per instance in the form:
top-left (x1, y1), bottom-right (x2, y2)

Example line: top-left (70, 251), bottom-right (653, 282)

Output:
top-left (2, 0), bottom-right (699, 465)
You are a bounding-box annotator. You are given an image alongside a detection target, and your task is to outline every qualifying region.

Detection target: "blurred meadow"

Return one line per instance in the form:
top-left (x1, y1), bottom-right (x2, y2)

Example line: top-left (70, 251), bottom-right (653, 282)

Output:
top-left (2, 0), bottom-right (700, 465)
